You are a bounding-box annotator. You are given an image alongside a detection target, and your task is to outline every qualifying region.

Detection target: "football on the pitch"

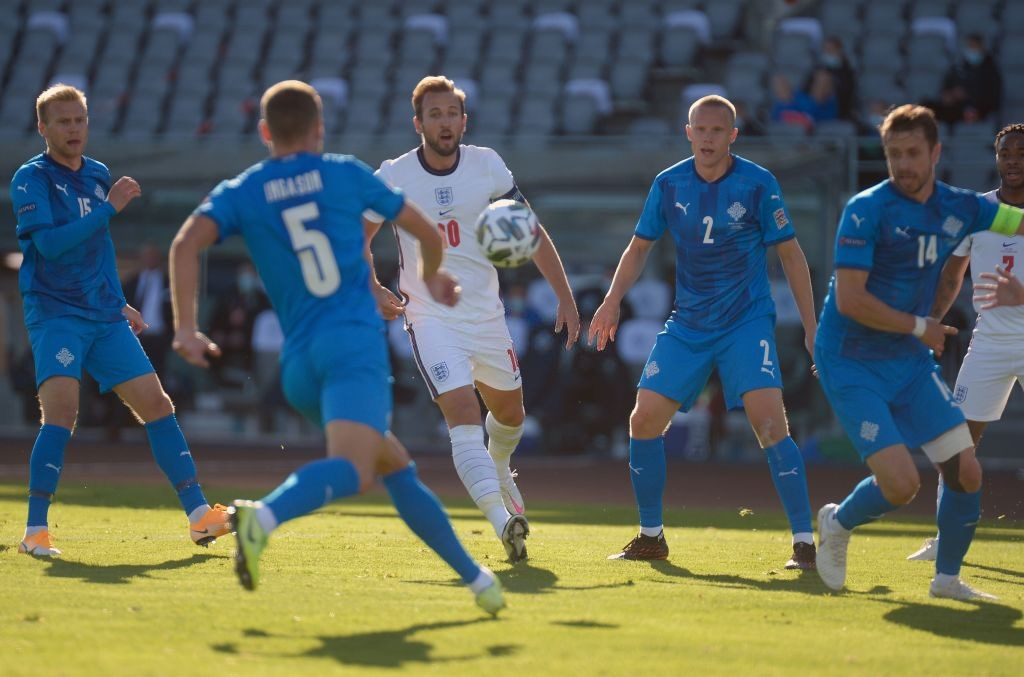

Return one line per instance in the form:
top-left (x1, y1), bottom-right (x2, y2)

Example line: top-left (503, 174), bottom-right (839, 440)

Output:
top-left (475, 199), bottom-right (542, 268)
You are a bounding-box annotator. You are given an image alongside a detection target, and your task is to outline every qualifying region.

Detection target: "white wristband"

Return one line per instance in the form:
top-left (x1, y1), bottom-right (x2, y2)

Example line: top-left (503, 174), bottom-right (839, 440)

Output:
top-left (911, 316), bottom-right (927, 338)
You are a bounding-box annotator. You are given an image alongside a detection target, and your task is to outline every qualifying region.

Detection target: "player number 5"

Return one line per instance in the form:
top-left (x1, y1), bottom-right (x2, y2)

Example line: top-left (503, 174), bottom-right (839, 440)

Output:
top-left (282, 202), bottom-right (341, 297)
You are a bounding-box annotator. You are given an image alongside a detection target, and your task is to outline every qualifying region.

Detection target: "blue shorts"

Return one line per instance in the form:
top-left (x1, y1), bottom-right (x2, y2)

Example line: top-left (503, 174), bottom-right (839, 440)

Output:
top-left (638, 314), bottom-right (782, 411)
top-left (815, 346), bottom-right (964, 460)
top-left (27, 315), bottom-right (153, 393)
top-left (280, 322), bottom-right (391, 432)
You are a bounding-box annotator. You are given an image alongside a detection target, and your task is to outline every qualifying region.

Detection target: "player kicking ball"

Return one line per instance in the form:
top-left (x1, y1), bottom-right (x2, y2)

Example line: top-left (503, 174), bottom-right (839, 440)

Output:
top-left (364, 76), bottom-right (580, 563)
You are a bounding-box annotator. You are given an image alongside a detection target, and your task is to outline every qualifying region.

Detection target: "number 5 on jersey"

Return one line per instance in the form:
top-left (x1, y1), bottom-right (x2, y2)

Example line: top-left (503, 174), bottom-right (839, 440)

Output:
top-left (282, 202), bottom-right (341, 297)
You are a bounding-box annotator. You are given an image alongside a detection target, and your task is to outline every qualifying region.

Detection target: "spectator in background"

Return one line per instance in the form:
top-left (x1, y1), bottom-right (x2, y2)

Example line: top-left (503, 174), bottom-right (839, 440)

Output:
top-left (123, 243), bottom-right (173, 376)
top-left (770, 70), bottom-right (837, 133)
top-left (927, 33), bottom-right (1002, 126)
top-left (817, 36), bottom-right (858, 122)
top-left (208, 261), bottom-right (269, 388)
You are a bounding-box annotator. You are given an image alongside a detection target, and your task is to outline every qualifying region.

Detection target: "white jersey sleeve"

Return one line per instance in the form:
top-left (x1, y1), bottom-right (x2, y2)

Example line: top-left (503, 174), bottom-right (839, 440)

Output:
top-left (966, 190), bottom-right (1024, 337)
top-left (379, 145), bottom-right (508, 325)
top-left (362, 163), bottom-right (393, 225)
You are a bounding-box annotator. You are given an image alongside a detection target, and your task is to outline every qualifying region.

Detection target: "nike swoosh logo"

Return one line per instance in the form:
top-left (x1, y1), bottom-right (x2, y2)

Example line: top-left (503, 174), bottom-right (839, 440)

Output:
top-left (508, 495), bottom-right (523, 514)
top-left (191, 526), bottom-right (211, 535)
top-left (439, 209), bottom-right (454, 216)
top-left (1004, 242), bottom-right (1016, 247)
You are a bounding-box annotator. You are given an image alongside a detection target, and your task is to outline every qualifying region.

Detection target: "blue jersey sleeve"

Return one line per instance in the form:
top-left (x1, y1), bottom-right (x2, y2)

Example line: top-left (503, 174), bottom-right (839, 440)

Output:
top-left (759, 174), bottom-right (796, 246)
top-left (195, 178), bottom-right (242, 241)
top-left (634, 178), bottom-right (666, 241)
top-left (11, 165), bottom-right (53, 238)
top-left (833, 197), bottom-right (877, 270)
top-left (348, 159), bottom-right (405, 220)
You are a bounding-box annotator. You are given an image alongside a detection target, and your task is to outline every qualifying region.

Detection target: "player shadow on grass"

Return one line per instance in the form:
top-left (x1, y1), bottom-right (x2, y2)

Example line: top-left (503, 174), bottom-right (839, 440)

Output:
top-left (646, 559), bottom-right (871, 595)
top-left (38, 553), bottom-right (221, 585)
top-left (963, 561), bottom-right (1024, 581)
top-left (409, 562), bottom-right (637, 596)
top-left (212, 619), bottom-right (509, 668)
top-left (882, 599), bottom-right (1024, 646)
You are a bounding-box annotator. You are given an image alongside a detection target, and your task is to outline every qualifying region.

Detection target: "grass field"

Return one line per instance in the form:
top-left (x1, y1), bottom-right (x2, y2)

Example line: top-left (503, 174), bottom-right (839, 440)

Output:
top-left (1, 481), bottom-right (1022, 676)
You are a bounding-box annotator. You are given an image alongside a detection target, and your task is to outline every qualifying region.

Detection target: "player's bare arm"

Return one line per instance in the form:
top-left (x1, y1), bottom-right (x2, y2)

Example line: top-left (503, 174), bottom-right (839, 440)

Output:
top-left (363, 217), bottom-right (404, 320)
top-left (168, 213), bottom-right (223, 367)
top-left (589, 235), bottom-right (654, 351)
top-left (930, 254), bottom-right (970, 319)
top-left (776, 238), bottom-right (817, 357)
top-left (835, 268), bottom-right (956, 355)
top-left (531, 225), bottom-right (580, 349)
top-left (974, 264), bottom-right (1024, 308)
top-left (391, 202), bottom-right (460, 307)
top-left (106, 176), bottom-right (142, 212)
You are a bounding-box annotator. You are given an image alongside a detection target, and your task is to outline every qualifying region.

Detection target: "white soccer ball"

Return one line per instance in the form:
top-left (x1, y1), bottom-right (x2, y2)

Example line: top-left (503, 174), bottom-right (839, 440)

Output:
top-left (475, 199), bottom-right (542, 268)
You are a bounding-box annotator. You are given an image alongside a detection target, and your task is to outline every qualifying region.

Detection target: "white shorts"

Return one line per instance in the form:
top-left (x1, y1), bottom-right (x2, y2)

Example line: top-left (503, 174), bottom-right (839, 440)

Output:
top-left (953, 334), bottom-right (1024, 422)
top-left (406, 316), bottom-right (521, 398)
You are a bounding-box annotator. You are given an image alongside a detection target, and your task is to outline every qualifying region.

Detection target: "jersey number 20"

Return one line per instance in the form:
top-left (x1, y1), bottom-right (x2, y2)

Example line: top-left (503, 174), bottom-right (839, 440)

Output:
top-left (283, 202), bottom-right (341, 297)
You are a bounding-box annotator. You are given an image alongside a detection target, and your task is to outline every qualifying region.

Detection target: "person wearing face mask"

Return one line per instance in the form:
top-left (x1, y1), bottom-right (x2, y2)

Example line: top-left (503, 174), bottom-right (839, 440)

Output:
top-left (926, 33), bottom-right (1003, 126)
top-left (815, 36), bottom-right (857, 122)
top-left (207, 261), bottom-right (270, 388)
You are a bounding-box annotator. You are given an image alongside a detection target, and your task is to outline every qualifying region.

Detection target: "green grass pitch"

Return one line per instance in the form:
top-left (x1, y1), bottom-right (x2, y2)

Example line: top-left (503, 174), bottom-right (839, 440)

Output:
top-left (1, 482), bottom-right (1022, 676)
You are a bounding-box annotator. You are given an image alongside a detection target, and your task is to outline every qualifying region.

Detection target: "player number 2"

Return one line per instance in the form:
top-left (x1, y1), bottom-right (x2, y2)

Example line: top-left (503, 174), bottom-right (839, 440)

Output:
top-left (702, 216), bottom-right (714, 244)
top-left (437, 219), bottom-right (460, 247)
top-left (282, 202), bottom-right (341, 297)
top-left (759, 339), bottom-right (773, 368)
top-left (916, 234), bottom-right (937, 268)
top-left (1002, 254), bottom-right (1015, 273)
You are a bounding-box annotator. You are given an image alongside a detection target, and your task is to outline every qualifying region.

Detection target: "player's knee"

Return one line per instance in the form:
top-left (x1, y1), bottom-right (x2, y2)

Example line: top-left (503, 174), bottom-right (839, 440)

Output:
top-left (879, 474), bottom-right (920, 506)
top-left (750, 416), bottom-right (785, 447)
top-left (941, 453), bottom-right (982, 493)
top-left (492, 405), bottom-right (525, 428)
top-left (629, 406), bottom-right (664, 439)
top-left (41, 404), bottom-right (78, 429)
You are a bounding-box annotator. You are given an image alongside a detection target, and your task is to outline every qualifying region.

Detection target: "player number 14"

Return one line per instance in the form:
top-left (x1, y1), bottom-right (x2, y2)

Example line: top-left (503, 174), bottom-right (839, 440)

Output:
top-left (917, 234), bottom-right (937, 268)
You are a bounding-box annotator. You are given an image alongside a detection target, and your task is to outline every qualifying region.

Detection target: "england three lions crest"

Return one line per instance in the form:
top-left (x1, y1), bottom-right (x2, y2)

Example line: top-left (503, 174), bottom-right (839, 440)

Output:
top-left (953, 384), bottom-right (968, 404)
top-left (435, 187), bottom-right (453, 206)
top-left (430, 361), bottom-right (449, 382)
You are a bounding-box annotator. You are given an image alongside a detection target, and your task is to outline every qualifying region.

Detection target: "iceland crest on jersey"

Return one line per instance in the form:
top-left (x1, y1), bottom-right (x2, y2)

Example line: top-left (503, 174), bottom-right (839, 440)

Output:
top-left (726, 202), bottom-right (747, 221)
top-left (94, 185), bottom-right (106, 200)
top-left (941, 215), bottom-right (964, 238)
top-left (430, 361), bottom-right (449, 382)
top-left (435, 187), bottom-right (453, 206)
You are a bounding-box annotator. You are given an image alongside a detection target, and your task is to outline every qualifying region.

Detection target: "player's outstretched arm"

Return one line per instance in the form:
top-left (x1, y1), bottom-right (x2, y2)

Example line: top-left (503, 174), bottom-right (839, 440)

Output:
top-left (835, 268), bottom-right (957, 356)
top-left (975, 264), bottom-right (1024, 308)
top-left (391, 202), bottom-right (460, 307)
top-left (168, 213), bottom-right (222, 367)
top-left (588, 236), bottom-right (654, 351)
top-left (363, 217), bottom-right (404, 320)
top-left (531, 225), bottom-right (580, 349)
top-left (776, 238), bottom-right (817, 358)
top-left (930, 254), bottom-right (970, 320)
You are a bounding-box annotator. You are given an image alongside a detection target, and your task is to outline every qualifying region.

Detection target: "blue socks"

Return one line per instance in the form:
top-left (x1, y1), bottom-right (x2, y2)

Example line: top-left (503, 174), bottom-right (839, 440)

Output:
top-left (763, 437), bottom-right (813, 535)
top-left (261, 457), bottom-right (360, 524)
top-left (835, 476), bottom-right (898, 530)
top-left (384, 463), bottom-right (480, 584)
top-left (145, 414), bottom-right (206, 515)
top-left (26, 424), bottom-right (71, 527)
top-left (935, 487), bottom-right (981, 576)
top-left (629, 437), bottom-right (666, 529)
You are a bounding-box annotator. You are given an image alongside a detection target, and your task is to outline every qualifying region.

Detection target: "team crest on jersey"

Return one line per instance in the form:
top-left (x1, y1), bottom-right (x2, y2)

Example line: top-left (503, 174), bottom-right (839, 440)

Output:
top-left (430, 361), bottom-right (449, 382)
top-left (859, 420), bottom-right (879, 442)
top-left (56, 347), bottom-right (75, 368)
top-left (726, 202), bottom-right (747, 221)
top-left (435, 187), bottom-right (453, 206)
top-left (644, 361), bottom-right (660, 379)
top-left (94, 185), bottom-right (106, 200)
top-left (941, 215), bottom-right (964, 238)
top-left (954, 384), bottom-right (968, 404)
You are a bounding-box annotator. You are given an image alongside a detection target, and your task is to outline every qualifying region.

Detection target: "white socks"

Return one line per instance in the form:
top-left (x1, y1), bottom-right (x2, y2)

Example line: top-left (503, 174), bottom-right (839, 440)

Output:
top-left (187, 504), bottom-right (210, 523)
top-left (450, 424), bottom-right (509, 536)
top-left (485, 412), bottom-right (524, 480)
top-left (640, 526), bottom-right (664, 537)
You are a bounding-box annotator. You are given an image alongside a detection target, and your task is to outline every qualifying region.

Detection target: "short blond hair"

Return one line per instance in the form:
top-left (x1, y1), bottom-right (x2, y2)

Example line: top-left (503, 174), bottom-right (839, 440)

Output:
top-left (260, 80), bottom-right (321, 145)
top-left (687, 95), bottom-right (736, 126)
top-left (36, 84), bottom-right (87, 123)
top-left (411, 75), bottom-right (466, 119)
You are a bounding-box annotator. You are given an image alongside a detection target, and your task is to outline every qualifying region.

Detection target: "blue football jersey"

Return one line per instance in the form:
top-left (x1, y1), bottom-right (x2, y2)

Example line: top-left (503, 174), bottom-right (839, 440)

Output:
top-left (817, 179), bottom-right (1000, 359)
top-left (197, 152), bottom-right (405, 353)
top-left (10, 153), bottom-right (124, 324)
top-left (634, 154), bottom-right (795, 334)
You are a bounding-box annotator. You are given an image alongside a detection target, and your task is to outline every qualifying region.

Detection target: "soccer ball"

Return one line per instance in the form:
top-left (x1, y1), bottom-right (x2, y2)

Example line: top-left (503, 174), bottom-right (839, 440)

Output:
top-left (475, 199), bottom-right (542, 268)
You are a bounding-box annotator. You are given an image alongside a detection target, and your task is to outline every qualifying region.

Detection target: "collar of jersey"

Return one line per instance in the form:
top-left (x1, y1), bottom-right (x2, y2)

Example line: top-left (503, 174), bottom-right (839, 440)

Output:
top-left (42, 152), bottom-right (86, 174)
top-left (417, 145), bottom-right (461, 176)
top-left (693, 153), bottom-right (737, 185)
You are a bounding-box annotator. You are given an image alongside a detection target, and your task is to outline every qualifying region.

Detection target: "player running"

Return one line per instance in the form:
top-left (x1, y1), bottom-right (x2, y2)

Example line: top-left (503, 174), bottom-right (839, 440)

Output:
top-left (814, 105), bottom-right (1024, 600)
top-left (364, 76), bottom-right (580, 563)
top-left (589, 95), bottom-right (819, 570)
top-left (907, 123), bottom-right (1024, 561)
top-left (10, 84), bottom-right (230, 557)
top-left (169, 80), bottom-right (504, 615)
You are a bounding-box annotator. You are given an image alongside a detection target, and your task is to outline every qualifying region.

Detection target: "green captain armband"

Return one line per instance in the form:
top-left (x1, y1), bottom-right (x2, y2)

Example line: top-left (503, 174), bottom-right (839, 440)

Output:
top-left (990, 203), bottom-right (1024, 236)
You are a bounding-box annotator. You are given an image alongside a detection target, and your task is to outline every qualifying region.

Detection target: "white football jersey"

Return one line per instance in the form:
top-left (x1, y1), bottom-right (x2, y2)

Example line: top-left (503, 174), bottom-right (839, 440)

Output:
top-left (366, 145), bottom-right (517, 324)
top-left (954, 190), bottom-right (1024, 338)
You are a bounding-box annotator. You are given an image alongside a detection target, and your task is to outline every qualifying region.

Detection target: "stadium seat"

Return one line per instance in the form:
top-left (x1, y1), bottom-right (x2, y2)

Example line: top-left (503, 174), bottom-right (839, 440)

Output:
top-left (627, 116), bottom-right (672, 138)
top-left (703, 0), bottom-right (745, 39)
top-left (813, 119), bottom-right (858, 137)
top-left (660, 10), bottom-right (711, 67)
top-left (909, 16), bottom-right (956, 51)
top-left (909, 0), bottom-right (951, 20)
top-left (398, 0), bottom-right (440, 18)
top-left (819, 0), bottom-right (862, 42)
top-left (486, 4), bottom-right (529, 33)
top-left (618, 0), bottom-right (660, 31)
top-left (164, 96), bottom-right (207, 137)
top-left (0, 92), bottom-right (37, 135)
top-left (615, 28), bottom-right (657, 67)
top-left (341, 98), bottom-right (384, 137)
top-left (680, 83), bottom-right (728, 115)
top-left (529, 12), bottom-right (578, 66)
top-left (152, 11), bottom-right (194, 44)
top-left (859, 34), bottom-right (903, 75)
top-left (49, 72), bottom-right (88, 93)
top-left (522, 62), bottom-right (564, 98)
top-left (438, 32), bottom-right (483, 74)
top-left (576, 0), bottom-right (617, 31)
top-left (471, 98), bottom-right (513, 136)
top-left (561, 78), bottom-right (612, 135)
top-left (446, 0), bottom-right (485, 32)
top-left (26, 10), bottom-right (69, 44)
top-left (903, 68), bottom-right (944, 103)
top-left (952, 3), bottom-right (998, 42)
top-left (863, 0), bottom-right (907, 38)
top-left (515, 98), bottom-right (558, 138)
top-left (776, 17), bottom-right (824, 52)
top-left (608, 60), bottom-right (650, 102)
